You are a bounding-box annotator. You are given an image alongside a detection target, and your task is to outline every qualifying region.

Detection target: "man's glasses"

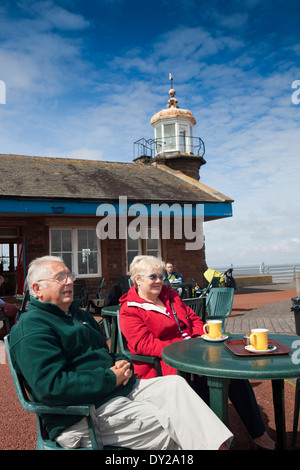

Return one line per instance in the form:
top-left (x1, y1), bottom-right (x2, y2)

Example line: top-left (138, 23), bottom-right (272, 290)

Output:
top-left (38, 272), bottom-right (76, 284)
top-left (147, 274), bottom-right (164, 281)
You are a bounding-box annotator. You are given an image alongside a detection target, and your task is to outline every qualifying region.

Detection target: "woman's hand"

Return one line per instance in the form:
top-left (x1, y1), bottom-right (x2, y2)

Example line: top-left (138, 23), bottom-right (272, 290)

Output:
top-left (110, 360), bottom-right (133, 387)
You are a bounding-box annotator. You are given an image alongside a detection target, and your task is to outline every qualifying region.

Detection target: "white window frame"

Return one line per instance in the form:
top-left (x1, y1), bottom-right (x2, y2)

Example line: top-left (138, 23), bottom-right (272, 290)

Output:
top-left (49, 227), bottom-right (101, 278)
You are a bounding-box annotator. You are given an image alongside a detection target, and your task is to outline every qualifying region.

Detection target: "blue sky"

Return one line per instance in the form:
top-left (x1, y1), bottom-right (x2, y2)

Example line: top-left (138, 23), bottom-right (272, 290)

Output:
top-left (0, 0), bottom-right (299, 268)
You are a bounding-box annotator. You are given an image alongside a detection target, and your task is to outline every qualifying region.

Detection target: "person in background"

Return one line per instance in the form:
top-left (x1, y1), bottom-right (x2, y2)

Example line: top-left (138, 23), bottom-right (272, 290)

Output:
top-left (164, 262), bottom-right (186, 297)
top-left (119, 255), bottom-right (276, 451)
top-left (164, 262), bottom-right (182, 282)
top-left (0, 276), bottom-right (18, 340)
top-left (9, 255), bottom-right (232, 450)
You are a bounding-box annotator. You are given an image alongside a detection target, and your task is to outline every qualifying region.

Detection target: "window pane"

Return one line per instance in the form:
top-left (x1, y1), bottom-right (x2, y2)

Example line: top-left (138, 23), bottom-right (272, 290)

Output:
top-left (127, 236), bottom-right (139, 251)
top-left (62, 253), bottom-right (72, 270)
top-left (147, 227), bottom-right (159, 250)
top-left (127, 250), bottom-right (139, 268)
top-left (62, 230), bottom-right (72, 251)
top-left (88, 230), bottom-right (98, 251)
top-left (164, 124), bottom-right (176, 150)
top-left (88, 252), bottom-right (98, 274)
top-left (51, 229), bottom-right (61, 252)
top-left (78, 230), bottom-right (88, 251)
top-left (180, 130), bottom-right (186, 152)
top-left (156, 126), bottom-right (162, 153)
top-left (147, 250), bottom-right (159, 258)
top-left (78, 250), bottom-right (88, 275)
top-left (147, 236), bottom-right (158, 250)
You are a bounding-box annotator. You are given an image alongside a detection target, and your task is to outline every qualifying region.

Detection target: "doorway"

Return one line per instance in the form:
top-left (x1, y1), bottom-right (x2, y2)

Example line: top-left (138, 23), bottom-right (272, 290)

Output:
top-left (0, 228), bottom-right (25, 296)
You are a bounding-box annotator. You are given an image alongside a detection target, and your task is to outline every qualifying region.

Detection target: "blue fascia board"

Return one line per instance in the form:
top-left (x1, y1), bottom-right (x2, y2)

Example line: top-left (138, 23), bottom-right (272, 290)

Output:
top-left (0, 199), bottom-right (232, 219)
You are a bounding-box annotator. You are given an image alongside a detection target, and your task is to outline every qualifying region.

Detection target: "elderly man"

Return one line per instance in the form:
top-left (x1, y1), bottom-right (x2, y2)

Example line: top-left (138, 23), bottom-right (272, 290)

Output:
top-left (164, 262), bottom-right (186, 298)
top-left (9, 256), bottom-right (232, 450)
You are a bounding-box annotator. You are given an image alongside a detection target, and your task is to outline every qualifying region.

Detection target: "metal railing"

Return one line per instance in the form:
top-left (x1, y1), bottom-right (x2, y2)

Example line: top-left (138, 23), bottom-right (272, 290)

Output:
top-left (211, 263), bottom-right (300, 283)
top-left (133, 136), bottom-right (205, 160)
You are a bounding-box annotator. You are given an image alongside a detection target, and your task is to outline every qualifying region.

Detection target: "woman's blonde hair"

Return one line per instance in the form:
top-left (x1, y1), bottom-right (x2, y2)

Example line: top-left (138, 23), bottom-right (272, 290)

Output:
top-left (130, 255), bottom-right (165, 287)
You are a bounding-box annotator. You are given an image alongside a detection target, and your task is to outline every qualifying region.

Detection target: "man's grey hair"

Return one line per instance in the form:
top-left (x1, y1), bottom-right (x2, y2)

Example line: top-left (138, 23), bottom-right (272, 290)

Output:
top-left (27, 255), bottom-right (65, 297)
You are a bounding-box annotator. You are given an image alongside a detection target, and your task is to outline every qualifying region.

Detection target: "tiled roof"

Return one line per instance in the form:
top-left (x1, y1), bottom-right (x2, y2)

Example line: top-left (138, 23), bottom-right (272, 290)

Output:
top-left (0, 154), bottom-right (233, 204)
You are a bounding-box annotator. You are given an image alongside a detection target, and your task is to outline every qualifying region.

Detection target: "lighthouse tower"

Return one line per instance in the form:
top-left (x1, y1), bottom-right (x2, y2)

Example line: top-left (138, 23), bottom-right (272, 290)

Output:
top-left (150, 75), bottom-right (206, 180)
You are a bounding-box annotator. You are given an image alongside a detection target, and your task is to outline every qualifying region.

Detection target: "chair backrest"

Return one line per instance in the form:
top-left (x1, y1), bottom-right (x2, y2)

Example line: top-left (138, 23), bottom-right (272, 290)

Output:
top-left (183, 297), bottom-right (206, 321)
top-left (118, 275), bottom-right (132, 295)
top-left (73, 279), bottom-right (87, 307)
top-left (117, 311), bottom-right (162, 376)
top-left (98, 277), bottom-right (105, 297)
top-left (4, 335), bottom-right (100, 450)
top-left (4, 335), bottom-right (34, 413)
top-left (17, 289), bottom-right (30, 319)
top-left (205, 287), bottom-right (234, 333)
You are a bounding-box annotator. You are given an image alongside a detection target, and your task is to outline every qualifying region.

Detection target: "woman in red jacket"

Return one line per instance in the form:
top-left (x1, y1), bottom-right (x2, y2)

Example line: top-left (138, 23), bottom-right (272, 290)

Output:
top-left (119, 255), bottom-right (275, 450)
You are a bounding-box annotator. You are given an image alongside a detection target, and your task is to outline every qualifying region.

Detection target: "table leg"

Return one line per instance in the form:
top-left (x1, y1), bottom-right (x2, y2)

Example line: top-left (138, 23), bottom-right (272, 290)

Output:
top-left (102, 317), bottom-right (111, 339)
top-left (207, 376), bottom-right (230, 426)
top-left (110, 317), bottom-right (118, 353)
top-left (271, 379), bottom-right (286, 450)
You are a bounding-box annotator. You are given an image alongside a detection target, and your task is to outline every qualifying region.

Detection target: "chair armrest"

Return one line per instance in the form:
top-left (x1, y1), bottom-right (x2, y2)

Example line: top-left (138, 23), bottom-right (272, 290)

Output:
top-left (21, 399), bottom-right (94, 416)
top-left (126, 352), bottom-right (162, 376)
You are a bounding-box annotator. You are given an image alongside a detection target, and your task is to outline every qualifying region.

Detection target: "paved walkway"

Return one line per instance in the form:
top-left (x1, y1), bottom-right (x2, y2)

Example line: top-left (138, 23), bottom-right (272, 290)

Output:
top-left (226, 282), bottom-right (298, 335)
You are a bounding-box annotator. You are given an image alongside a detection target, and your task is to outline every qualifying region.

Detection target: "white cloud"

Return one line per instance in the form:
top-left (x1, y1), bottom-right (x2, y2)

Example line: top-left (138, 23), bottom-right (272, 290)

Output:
top-left (31, 1), bottom-right (91, 30)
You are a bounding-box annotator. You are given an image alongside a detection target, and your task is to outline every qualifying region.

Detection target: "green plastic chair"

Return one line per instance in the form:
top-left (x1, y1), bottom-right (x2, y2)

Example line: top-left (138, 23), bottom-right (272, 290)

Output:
top-left (73, 279), bottom-right (87, 308)
top-left (117, 311), bottom-right (162, 376)
top-left (0, 305), bottom-right (11, 334)
top-left (183, 297), bottom-right (206, 322)
top-left (205, 287), bottom-right (234, 334)
top-left (4, 335), bottom-right (101, 450)
top-left (118, 275), bottom-right (132, 295)
top-left (86, 277), bottom-right (105, 314)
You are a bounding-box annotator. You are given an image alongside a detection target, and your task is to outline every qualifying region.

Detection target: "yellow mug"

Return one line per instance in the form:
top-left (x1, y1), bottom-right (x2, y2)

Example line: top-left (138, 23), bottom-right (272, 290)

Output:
top-left (249, 328), bottom-right (268, 350)
top-left (203, 320), bottom-right (222, 339)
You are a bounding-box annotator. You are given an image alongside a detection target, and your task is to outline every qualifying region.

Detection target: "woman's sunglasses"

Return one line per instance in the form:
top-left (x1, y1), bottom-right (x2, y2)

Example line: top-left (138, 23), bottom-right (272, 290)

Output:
top-left (147, 274), bottom-right (164, 281)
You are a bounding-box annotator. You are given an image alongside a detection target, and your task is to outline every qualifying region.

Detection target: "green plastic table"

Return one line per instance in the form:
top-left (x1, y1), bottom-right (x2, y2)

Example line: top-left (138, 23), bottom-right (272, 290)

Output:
top-left (162, 334), bottom-right (300, 449)
top-left (101, 304), bottom-right (120, 353)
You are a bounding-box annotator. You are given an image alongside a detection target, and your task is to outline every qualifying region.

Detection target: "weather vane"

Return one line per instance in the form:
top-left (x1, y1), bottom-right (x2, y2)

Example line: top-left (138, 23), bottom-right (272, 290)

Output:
top-left (169, 73), bottom-right (174, 89)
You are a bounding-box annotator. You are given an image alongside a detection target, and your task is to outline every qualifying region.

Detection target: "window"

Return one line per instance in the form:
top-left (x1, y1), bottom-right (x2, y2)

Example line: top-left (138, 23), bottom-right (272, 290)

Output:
top-left (155, 125), bottom-right (162, 154)
top-left (0, 243), bottom-right (17, 271)
top-left (50, 228), bottom-right (100, 276)
top-left (179, 130), bottom-right (186, 152)
top-left (126, 228), bottom-right (141, 272)
top-left (126, 226), bottom-right (161, 272)
top-left (146, 227), bottom-right (160, 258)
top-left (164, 124), bottom-right (176, 151)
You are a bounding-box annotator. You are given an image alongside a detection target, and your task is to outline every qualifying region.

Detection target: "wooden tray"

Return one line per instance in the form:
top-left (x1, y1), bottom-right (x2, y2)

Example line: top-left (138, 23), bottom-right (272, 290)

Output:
top-left (225, 339), bottom-right (292, 357)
